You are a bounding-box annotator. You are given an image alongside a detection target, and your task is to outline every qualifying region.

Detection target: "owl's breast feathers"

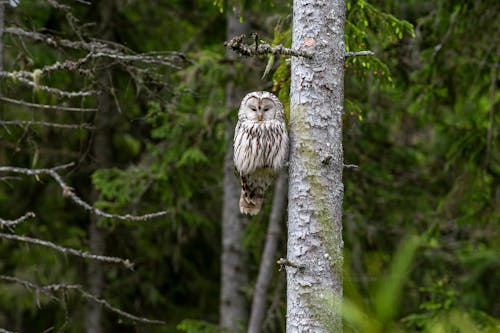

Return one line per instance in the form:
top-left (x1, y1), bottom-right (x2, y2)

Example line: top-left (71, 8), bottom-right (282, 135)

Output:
top-left (233, 120), bottom-right (288, 176)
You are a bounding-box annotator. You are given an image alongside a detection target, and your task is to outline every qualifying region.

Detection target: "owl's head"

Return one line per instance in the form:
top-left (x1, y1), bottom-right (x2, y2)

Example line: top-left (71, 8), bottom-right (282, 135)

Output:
top-left (238, 91), bottom-right (284, 123)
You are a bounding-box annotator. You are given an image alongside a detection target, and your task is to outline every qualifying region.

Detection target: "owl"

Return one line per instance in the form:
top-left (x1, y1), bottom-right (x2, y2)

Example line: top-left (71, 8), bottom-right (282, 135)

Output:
top-left (233, 91), bottom-right (289, 215)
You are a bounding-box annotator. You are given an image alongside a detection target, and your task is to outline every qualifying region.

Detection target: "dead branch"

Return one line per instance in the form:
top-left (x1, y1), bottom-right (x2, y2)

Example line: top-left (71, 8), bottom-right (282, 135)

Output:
top-left (225, 34), bottom-right (313, 59)
top-left (0, 163), bottom-right (168, 222)
top-left (0, 120), bottom-right (95, 129)
top-left (5, 27), bottom-right (184, 68)
top-left (0, 96), bottom-right (97, 112)
top-left (345, 50), bottom-right (375, 57)
top-left (276, 258), bottom-right (304, 271)
top-left (0, 212), bottom-right (35, 228)
top-left (5, 26), bottom-right (107, 51)
top-left (0, 275), bottom-right (165, 324)
top-left (0, 232), bottom-right (134, 268)
top-left (0, 71), bottom-right (97, 97)
top-left (0, 328), bottom-right (18, 333)
top-left (343, 163), bottom-right (359, 169)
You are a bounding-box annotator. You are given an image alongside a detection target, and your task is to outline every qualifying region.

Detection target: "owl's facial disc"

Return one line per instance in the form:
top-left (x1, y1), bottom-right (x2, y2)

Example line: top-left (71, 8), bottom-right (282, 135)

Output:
top-left (246, 96), bottom-right (276, 122)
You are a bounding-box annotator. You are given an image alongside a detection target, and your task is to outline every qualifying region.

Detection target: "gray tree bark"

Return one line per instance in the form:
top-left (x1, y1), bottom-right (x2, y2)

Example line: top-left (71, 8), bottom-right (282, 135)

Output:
top-left (248, 172), bottom-right (287, 333)
top-left (287, 0), bottom-right (345, 332)
top-left (220, 3), bottom-right (250, 330)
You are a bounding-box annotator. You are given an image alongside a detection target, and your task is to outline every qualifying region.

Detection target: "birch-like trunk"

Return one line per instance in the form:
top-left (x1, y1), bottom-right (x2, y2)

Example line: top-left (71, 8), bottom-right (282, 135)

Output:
top-left (287, 0), bottom-right (345, 331)
top-left (220, 3), bottom-right (250, 329)
top-left (248, 172), bottom-right (287, 333)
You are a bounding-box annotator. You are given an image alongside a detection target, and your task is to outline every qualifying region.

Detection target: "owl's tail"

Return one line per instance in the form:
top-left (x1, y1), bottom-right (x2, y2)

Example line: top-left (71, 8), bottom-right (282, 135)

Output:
top-left (239, 189), bottom-right (263, 215)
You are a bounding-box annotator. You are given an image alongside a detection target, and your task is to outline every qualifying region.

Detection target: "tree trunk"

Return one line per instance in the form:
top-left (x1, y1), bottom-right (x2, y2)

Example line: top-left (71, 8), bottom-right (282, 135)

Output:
top-left (248, 172), bottom-right (287, 333)
top-left (85, 2), bottom-right (116, 332)
top-left (220, 3), bottom-right (250, 330)
top-left (287, 0), bottom-right (345, 331)
top-left (0, 2), bottom-right (3, 72)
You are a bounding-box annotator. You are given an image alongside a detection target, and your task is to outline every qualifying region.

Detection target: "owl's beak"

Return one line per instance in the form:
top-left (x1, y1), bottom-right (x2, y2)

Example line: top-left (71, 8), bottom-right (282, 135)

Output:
top-left (257, 113), bottom-right (263, 121)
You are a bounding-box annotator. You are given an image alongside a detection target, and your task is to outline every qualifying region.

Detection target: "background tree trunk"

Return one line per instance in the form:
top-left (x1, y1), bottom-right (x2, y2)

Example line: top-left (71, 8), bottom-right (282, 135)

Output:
top-left (0, 2), bottom-right (3, 72)
top-left (248, 172), bottom-right (287, 333)
top-left (85, 1), bottom-right (117, 332)
top-left (287, 0), bottom-right (345, 331)
top-left (220, 3), bottom-right (250, 330)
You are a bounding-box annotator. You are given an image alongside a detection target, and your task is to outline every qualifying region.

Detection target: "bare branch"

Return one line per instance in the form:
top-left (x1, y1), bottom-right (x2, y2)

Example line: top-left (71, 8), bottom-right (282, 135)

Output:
top-left (0, 212), bottom-right (35, 228)
top-left (5, 27), bottom-right (185, 68)
top-left (0, 275), bottom-right (165, 324)
top-left (276, 258), bottom-right (304, 271)
top-left (225, 34), bottom-right (313, 59)
top-left (0, 328), bottom-right (18, 333)
top-left (78, 288), bottom-right (165, 324)
top-left (0, 96), bottom-right (98, 112)
top-left (90, 51), bottom-right (183, 68)
top-left (0, 232), bottom-right (134, 268)
top-left (5, 26), bottom-right (106, 51)
top-left (0, 120), bottom-right (95, 130)
top-left (0, 71), bottom-right (97, 97)
top-left (343, 163), bottom-right (359, 169)
top-left (345, 50), bottom-right (375, 57)
top-left (0, 163), bottom-right (168, 221)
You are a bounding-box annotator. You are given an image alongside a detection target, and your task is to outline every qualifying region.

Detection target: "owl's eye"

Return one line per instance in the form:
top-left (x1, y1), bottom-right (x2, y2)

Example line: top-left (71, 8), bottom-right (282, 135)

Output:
top-left (263, 107), bottom-right (270, 112)
top-left (250, 106), bottom-right (257, 111)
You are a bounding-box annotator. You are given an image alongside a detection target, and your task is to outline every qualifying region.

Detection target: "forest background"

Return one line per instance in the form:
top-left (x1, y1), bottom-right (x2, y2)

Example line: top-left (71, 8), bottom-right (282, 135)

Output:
top-left (0, 0), bottom-right (498, 332)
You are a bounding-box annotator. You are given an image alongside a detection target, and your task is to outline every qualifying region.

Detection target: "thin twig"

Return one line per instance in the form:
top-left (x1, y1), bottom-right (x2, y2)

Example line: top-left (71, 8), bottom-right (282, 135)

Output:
top-left (0, 120), bottom-right (95, 129)
top-left (0, 96), bottom-right (97, 112)
top-left (0, 212), bottom-right (35, 228)
top-left (0, 233), bottom-right (134, 268)
top-left (0, 163), bottom-right (168, 221)
top-left (225, 34), bottom-right (313, 58)
top-left (345, 50), bottom-right (375, 57)
top-left (0, 276), bottom-right (165, 324)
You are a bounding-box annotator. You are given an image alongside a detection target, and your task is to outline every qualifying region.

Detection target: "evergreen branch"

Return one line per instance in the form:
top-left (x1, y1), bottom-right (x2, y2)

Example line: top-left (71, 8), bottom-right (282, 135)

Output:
top-left (0, 276), bottom-right (165, 324)
top-left (345, 50), bottom-right (375, 57)
top-left (0, 120), bottom-right (95, 130)
top-left (0, 212), bottom-right (35, 228)
top-left (0, 71), bottom-right (97, 97)
top-left (0, 233), bottom-right (134, 269)
top-left (225, 34), bottom-right (313, 58)
top-left (0, 96), bottom-right (98, 112)
top-left (0, 164), bottom-right (168, 222)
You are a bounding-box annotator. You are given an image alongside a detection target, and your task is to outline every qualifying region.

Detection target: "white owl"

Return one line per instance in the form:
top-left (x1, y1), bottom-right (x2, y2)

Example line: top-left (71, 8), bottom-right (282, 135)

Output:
top-left (233, 91), bottom-right (289, 215)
